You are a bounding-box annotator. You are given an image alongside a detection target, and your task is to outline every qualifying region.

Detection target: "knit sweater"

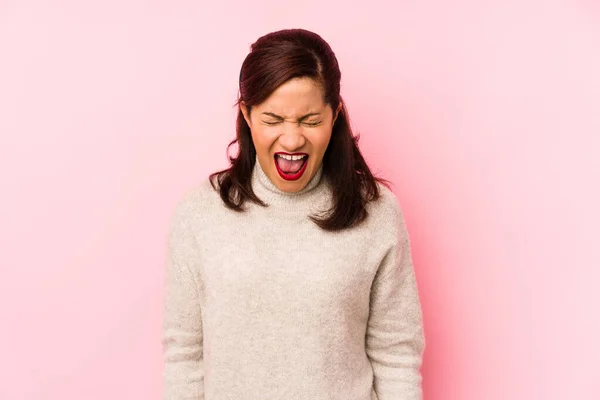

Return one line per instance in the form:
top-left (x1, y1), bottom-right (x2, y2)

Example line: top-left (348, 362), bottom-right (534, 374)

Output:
top-left (162, 156), bottom-right (425, 400)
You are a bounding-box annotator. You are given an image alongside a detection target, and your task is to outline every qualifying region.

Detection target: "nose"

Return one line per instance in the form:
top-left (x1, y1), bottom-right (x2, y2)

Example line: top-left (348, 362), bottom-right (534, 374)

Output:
top-left (278, 123), bottom-right (306, 151)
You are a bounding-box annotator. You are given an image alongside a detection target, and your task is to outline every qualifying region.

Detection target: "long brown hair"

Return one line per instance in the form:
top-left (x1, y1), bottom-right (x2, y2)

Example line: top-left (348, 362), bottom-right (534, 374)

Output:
top-left (209, 28), bottom-right (390, 231)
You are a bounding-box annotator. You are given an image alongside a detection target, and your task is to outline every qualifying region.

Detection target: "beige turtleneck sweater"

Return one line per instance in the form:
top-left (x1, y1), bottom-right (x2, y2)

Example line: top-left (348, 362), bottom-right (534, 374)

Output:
top-left (162, 157), bottom-right (425, 400)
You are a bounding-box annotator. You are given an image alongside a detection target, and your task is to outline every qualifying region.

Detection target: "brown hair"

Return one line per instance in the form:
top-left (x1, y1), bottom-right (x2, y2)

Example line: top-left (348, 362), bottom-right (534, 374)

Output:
top-left (209, 28), bottom-right (390, 231)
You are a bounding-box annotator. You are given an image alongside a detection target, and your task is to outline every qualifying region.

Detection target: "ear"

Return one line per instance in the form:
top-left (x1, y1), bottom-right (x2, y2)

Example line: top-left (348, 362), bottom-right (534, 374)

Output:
top-left (332, 103), bottom-right (342, 125)
top-left (240, 101), bottom-right (251, 127)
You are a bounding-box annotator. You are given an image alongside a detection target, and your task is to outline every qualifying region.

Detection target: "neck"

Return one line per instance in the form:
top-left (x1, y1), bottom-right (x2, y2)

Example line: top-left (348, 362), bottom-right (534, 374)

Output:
top-left (250, 155), bottom-right (331, 214)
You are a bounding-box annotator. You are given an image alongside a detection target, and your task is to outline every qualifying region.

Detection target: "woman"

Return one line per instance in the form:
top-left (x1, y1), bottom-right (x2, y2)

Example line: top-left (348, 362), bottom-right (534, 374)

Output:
top-left (162, 28), bottom-right (425, 400)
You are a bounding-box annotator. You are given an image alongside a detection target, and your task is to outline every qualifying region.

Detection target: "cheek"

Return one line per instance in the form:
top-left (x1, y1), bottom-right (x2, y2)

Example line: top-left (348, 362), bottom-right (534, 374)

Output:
top-left (310, 128), bottom-right (333, 152)
top-left (250, 126), bottom-right (276, 149)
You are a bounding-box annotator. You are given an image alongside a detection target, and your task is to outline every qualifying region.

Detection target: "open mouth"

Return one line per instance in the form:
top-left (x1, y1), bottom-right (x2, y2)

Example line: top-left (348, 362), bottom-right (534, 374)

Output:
top-left (274, 153), bottom-right (309, 181)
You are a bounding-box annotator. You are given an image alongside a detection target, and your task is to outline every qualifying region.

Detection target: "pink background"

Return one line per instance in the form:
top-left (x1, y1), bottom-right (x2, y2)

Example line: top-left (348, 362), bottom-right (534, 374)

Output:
top-left (1, 1), bottom-right (599, 399)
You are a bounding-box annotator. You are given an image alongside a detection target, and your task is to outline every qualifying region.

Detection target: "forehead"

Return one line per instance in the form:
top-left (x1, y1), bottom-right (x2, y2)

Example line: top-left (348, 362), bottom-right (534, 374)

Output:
top-left (259, 77), bottom-right (327, 115)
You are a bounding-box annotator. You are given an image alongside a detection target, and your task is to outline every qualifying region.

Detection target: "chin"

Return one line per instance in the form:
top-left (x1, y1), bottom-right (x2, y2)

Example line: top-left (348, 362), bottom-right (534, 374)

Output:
top-left (274, 168), bottom-right (311, 193)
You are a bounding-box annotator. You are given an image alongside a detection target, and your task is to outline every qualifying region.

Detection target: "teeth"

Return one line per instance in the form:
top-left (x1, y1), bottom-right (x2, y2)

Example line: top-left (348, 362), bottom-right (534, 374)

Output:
top-left (278, 154), bottom-right (307, 161)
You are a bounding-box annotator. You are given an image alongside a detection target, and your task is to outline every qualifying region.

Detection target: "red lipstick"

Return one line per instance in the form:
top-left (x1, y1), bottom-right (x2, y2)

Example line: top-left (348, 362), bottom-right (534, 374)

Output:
top-left (274, 152), bottom-right (309, 181)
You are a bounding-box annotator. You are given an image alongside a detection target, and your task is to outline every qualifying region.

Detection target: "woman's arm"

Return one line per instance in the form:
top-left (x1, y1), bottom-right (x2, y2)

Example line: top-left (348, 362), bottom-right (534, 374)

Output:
top-left (366, 199), bottom-right (426, 400)
top-left (162, 196), bottom-right (204, 400)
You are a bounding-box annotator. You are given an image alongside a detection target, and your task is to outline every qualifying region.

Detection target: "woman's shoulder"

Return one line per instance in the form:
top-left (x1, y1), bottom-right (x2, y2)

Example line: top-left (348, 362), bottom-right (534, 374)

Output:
top-left (365, 181), bottom-right (410, 237)
top-left (369, 181), bottom-right (403, 218)
top-left (170, 176), bottom-right (222, 221)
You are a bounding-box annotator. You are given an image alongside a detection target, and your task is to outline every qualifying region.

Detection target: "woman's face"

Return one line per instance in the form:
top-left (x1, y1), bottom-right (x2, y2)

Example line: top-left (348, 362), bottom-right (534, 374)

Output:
top-left (241, 77), bottom-right (341, 193)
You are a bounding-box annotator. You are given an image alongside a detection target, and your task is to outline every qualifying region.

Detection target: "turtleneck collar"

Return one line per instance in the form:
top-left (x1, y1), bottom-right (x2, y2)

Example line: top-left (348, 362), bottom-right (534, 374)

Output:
top-left (250, 154), bottom-right (331, 213)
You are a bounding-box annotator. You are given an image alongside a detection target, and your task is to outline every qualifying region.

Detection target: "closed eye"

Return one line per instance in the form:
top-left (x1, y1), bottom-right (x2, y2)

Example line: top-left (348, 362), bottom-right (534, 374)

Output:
top-left (262, 120), bottom-right (322, 126)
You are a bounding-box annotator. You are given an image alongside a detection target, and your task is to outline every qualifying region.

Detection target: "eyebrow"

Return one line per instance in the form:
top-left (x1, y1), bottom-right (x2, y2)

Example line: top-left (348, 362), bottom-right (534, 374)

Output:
top-left (261, 112), bottom-right (321, 121)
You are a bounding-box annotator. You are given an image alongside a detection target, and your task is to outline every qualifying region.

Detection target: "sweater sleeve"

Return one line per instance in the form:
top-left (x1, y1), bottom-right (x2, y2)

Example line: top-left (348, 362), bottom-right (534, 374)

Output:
top-left (162, 195), bottom-right (204, 400)
top-left (366, 199), bottom-right (425, 400)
